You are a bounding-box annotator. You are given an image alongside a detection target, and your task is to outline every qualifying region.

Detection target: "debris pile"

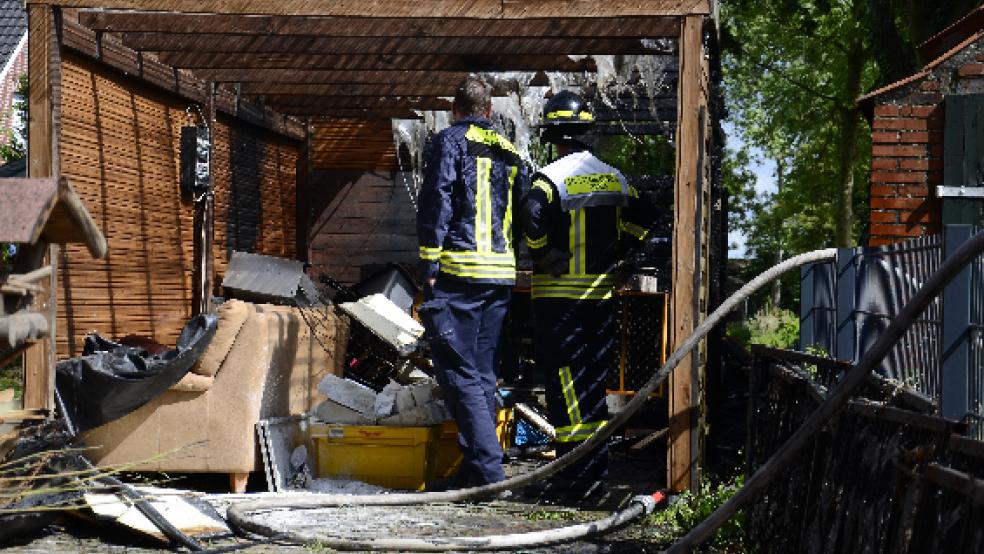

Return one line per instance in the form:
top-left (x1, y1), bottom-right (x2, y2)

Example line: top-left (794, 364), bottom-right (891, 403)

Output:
top-left (314, 374), bottom-right (449, 427)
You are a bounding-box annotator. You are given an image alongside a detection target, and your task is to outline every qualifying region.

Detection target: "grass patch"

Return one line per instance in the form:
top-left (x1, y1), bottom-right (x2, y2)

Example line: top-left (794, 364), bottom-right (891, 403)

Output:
top-left (0, 353), bottom-right (23, 401)
top-left (644, 476), bottom-right (746, 552)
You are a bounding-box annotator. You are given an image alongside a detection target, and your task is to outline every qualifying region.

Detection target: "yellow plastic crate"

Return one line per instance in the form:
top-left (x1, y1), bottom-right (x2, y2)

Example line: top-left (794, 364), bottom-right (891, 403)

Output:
top-left (429, 408), bottom-right (514, 480)
top-left (308, 423), bottom-right (433, 491)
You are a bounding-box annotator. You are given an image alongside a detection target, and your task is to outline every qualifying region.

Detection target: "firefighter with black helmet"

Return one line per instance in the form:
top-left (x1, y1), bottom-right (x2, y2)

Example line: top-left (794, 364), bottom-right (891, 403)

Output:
top-left (522, 90), bottom-right (653, 502)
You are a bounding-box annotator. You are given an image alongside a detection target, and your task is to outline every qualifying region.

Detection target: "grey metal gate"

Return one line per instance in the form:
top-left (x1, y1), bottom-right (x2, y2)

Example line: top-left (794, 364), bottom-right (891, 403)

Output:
top-left (800, 225), bottom-right (984, 435)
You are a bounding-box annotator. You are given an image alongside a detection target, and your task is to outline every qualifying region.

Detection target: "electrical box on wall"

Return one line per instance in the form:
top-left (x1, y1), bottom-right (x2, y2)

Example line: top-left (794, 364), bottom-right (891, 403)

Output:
top-left (180, 124), bottom-right (210, 199)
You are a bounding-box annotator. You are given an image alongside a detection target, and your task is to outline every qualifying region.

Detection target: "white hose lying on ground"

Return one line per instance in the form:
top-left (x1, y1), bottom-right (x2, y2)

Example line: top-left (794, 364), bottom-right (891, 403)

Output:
top-left (227, 248), bottom-right (840, 551)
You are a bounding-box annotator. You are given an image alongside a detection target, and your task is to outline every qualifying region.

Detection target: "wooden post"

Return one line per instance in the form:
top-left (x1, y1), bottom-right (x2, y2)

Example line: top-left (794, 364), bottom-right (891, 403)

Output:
top-left (23, 4), bottom-right (62, 413)
top-left (296, 117), bottom-right (312, 262)
top-left (669, 14), bottom-right (710, 493)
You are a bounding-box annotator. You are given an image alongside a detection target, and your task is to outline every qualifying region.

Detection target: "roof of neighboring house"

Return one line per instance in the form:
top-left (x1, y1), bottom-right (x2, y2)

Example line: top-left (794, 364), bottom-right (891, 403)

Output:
top-left (856, 22), bottom-right (984, 115)
top-left (918, 5), bottom-right (984, 62)
top-left (0, 0), bottom-right (26, 72)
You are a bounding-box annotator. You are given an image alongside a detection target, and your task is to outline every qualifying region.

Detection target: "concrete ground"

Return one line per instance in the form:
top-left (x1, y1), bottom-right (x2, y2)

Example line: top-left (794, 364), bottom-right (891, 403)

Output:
top-left (3, 435), bottom-right (674, 553)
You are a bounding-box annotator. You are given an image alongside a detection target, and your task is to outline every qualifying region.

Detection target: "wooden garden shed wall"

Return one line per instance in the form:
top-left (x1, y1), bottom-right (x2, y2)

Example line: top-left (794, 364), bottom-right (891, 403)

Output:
top-left (57, 52), bottom-right (298, 356)
top-left (305, 119), bottom-right (418, 285)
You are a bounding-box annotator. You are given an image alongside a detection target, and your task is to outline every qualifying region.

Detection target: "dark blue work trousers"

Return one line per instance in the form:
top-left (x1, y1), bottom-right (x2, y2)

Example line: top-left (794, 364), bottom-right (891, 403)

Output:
top-left (420, 279), bottom-right (511, 485)
top-left (533, 297), bottom-right (615, 486)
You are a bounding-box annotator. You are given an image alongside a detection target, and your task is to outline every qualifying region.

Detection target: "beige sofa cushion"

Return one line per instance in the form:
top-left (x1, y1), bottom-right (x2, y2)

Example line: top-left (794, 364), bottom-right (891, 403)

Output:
top-left (170, 372), bottom-right (214, 392)
top-left (192, 299), bottom-right (249, 377)
top-left (254, 304), bottom-right (349, 417)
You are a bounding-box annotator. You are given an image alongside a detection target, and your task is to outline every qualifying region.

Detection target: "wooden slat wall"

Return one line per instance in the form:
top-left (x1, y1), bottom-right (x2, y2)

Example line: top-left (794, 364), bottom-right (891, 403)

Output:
top-left (57, 53), bottom-right (298, 356)
top-left (308, 171), bottom-right (418, 285)
top-left (212, 117), bottom-right (299, 281)
top-left (307, 119), bottom-right (417, 285)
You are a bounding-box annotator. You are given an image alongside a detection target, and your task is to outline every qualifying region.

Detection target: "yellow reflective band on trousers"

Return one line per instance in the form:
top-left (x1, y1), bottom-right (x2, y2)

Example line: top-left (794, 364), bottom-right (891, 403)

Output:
top-left (555, 364), bottom-right (607, 443)
top-left (564, 173), bottom-right (622, 196)
top-left (504, 165), bottom-right (517, 245)
top-left (531, 274), bottom-right (614, 300)
top-left (559, 366), bottom-right (582, 425)
top-left (465, 124), bottom-right (520, 155)
top-left (525, 233), bottom-right (548, 249)
top-left (620, 220), bottom-right (648, 240)
top-left (555, 420), bottom-right (607, 443)
top-left (439, 250), bottom-right (515, 280)
top-left (532, 179), bottom-right (554, 203)
top-left (419, 246), bottom-right (441, 261)
top-left (474, 157), bottom-right (492, 252)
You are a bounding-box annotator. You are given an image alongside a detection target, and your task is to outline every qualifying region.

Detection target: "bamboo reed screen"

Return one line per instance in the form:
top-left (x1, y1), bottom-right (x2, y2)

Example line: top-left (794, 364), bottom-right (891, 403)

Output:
top-left (57, 53), bottom-right (298, 357)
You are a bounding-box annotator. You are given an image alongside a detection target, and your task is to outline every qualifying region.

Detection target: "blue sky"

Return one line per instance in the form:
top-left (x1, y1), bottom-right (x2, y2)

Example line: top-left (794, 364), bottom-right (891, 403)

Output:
top-left (725, 121), bottom-right (777, 259)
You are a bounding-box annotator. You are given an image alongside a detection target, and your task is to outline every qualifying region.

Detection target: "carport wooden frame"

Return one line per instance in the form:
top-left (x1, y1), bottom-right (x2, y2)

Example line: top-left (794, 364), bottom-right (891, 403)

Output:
top-left (26, 0), bottom-right (717, 492)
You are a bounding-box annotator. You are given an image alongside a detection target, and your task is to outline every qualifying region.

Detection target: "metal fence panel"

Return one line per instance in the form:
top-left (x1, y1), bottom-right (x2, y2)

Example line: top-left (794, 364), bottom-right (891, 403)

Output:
top-left (747, 348), bottom-right (984, 554)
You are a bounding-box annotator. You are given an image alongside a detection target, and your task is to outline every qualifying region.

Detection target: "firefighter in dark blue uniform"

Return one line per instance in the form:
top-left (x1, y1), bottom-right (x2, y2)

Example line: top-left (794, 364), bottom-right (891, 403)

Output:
top-left (522, 91), bottom-right (652, 501)
top-left (417, 76), bottom-right (527, 487)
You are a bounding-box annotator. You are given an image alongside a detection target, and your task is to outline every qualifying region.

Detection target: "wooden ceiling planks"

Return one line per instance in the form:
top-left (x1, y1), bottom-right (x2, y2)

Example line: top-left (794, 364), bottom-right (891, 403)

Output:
top-left (79, 12), bottom-right (680, 38)
top-left (268, 96), bottom-right (454, 114)
top-left (154, 52), bottom-right (596, 72)
top-left (178, 69), bottom-right (482, 85)
top-left (240, 82), bottom-right (457, 97)
top-left (38, 0), bottom-right (711, 18)
top-left (57, 3), bottom-right (691, 122)
top-left (61, 18), bottom-right (305, 139)
top-left (119, 34), bottom-right (671, 56)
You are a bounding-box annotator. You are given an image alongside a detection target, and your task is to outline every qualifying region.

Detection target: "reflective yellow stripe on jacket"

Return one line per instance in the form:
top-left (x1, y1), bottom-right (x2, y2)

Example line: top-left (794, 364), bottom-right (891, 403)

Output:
top-left (475, 157), bottom-right (492, 252)
top-left (419, 246), bottom-right (441, 261)
top-left (439, 250), bottom-right (516, 280)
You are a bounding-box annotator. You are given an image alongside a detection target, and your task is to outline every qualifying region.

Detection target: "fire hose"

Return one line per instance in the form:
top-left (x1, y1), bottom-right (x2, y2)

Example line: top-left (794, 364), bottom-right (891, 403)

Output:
top-left (228, 247), bottom-right (844, 548)
top-left (226, 247), bottom-right (842, 551)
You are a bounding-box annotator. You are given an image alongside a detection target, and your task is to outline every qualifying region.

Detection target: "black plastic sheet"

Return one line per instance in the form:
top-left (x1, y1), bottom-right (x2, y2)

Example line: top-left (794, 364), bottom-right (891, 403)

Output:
top-left (55, 314), bottom-right (217, 433)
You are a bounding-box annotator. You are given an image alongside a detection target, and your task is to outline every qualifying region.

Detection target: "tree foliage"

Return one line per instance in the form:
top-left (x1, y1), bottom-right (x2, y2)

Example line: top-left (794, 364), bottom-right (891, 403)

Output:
top-left (0, 74), bottom-right (27, 163)
top-left (722, 0), bottom-right (983, 310)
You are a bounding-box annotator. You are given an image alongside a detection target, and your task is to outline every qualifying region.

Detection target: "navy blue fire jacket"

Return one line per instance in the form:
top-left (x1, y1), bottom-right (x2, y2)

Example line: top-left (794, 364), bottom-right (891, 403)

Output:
top-left (417, 116), bottom-right (528, 285)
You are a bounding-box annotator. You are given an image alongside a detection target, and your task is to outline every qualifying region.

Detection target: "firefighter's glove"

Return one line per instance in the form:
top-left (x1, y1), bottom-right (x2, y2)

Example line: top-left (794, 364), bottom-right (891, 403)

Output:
top-left (535, 248), bottom-right (571, 277)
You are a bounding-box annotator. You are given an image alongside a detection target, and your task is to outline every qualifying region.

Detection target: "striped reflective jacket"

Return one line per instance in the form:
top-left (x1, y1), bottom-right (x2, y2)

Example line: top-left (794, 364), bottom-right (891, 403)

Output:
top-left (521, 149), bottom-right (651, 300)
top-left (417, 117), bottom-right (527, 285)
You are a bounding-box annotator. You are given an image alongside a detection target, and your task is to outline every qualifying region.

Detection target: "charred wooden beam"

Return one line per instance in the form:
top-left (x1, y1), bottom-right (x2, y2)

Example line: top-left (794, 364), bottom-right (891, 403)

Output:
top-left (79, 11), bottom-right (681, 38)
top-left (266, 96), bottom-right (455, 112)
top-left (120, 34), bottom-right (672, 56)
top-left (155, 51), bottom-right (597, 72)
top-left (237, 81), bottom-right (561, 97)
top-left (310, 110), bottom-right (424, 120)
top-left (182, 68), bottom-right (479, 84)
top-left (239, 82), bottom-right (459, 97)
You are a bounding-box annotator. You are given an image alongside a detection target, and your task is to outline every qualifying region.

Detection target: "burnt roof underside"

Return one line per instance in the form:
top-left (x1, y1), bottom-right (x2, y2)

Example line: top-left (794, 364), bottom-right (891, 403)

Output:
top-left (44, 3), bottom-right (706, 136)
top-left (27, 0), bottom-right (713, 136)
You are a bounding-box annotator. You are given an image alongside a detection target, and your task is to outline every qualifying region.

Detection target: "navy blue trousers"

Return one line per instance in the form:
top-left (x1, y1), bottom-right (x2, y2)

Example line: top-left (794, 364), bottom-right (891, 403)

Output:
top-left (420, 279), bottom-right (511, 485)
top-left (533, 297), bottom-right (614, 486)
